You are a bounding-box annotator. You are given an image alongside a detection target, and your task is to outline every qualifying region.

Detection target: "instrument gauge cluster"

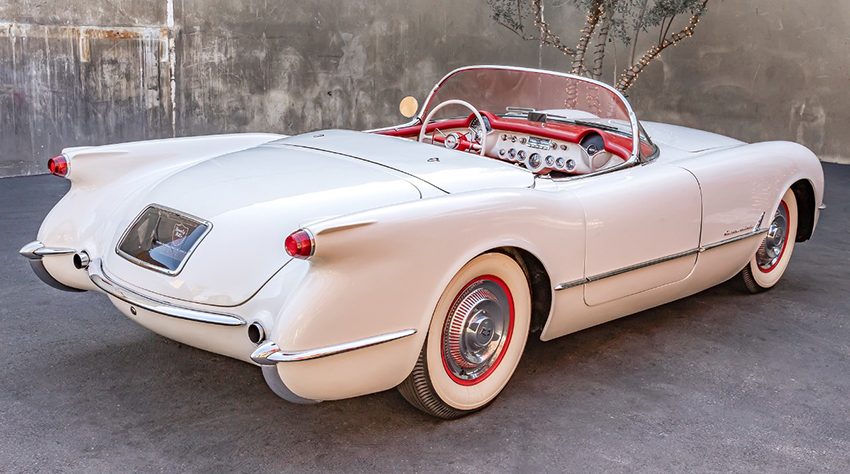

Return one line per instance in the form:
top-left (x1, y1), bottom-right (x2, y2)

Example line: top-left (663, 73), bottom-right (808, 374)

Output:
top-left (494, 133), bottom-right (584, 174)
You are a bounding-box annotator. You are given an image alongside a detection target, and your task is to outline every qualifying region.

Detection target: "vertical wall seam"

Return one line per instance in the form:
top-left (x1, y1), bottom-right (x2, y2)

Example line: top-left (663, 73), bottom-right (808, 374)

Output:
top-left (167, 0), bottom-right (177, 137)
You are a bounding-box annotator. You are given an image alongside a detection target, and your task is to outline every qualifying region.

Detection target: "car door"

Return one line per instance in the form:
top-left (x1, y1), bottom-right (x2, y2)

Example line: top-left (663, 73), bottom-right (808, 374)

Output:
top-left (568, 163), bottom-right (702, 306)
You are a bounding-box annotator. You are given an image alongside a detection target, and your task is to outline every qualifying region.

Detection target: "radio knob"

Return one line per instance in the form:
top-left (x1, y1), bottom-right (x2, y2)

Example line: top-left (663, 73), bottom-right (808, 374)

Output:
top-left (560, 144), bottom-right (568, 151)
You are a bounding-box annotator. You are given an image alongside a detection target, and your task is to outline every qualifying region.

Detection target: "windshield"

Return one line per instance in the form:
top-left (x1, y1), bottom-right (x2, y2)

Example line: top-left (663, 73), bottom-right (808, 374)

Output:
top-left (420, 67), bottom-right (651, 160)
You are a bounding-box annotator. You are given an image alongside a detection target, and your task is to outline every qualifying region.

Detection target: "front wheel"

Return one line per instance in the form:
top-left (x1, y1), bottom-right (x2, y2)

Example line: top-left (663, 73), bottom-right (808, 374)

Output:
top-left (398, 253), bottom-right (531, 419)
top-left (738, 188), bottom-right (798, 293)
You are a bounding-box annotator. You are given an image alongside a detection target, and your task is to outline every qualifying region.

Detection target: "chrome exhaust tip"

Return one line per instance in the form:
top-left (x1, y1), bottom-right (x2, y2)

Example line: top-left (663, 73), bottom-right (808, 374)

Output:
top-left (73, 251), bottom-right (90, 270)
top-left (248, 322), bottom-right (265, 345)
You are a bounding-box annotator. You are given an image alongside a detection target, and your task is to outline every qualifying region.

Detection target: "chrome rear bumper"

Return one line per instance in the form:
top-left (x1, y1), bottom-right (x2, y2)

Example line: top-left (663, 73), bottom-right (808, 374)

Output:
top-left (20, 241), bottom-right (76, 259)
top-left (87, 258), bottom-right (245, 327)
top-left (250, 329), bottom-right (417, 365)
top-left (19, 240), bottom-right (85, 292)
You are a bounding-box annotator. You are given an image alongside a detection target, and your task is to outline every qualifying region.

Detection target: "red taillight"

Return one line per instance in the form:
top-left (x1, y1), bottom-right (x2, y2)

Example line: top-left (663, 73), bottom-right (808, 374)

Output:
top-left (47, 155), bottom-right (69, 178)
top-left (285, 229), bottom-right (314, 259)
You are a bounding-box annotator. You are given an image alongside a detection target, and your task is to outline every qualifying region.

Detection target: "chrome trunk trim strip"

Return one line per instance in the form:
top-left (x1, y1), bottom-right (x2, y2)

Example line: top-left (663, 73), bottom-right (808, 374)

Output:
top-left (88, 258), bottom-right (245, 326)
top-left (251, 329), bottom-right (418, 365)
top-left (554, 228), bottom-right (769, 291)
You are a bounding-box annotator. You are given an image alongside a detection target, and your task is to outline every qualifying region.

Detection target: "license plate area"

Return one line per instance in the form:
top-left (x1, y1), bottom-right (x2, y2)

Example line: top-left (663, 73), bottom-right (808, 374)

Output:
top-left (116, 205), bottom-right (211, 275)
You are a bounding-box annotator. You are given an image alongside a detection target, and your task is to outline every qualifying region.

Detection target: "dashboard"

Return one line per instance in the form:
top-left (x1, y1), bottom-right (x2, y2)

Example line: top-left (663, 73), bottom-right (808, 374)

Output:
top-left (485, 133), bottom-right (605, 175)
top-left (377, 111), bottom-right (630, 177)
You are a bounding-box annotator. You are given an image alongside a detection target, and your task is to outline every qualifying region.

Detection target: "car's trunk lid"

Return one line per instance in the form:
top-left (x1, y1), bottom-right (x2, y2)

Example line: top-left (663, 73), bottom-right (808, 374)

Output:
top-left (103, 145), bottom-right (423, 306)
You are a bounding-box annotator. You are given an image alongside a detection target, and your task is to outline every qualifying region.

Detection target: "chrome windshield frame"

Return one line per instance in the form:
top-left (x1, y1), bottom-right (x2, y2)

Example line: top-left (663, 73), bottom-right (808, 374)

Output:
top-left (419, 66), bottom-right (641, 162)
top-left (369, 66), bottom-right (649, 182)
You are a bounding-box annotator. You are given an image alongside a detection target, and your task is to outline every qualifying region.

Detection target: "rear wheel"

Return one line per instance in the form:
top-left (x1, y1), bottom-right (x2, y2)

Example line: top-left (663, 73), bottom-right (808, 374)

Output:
top-left (398, 253), bottom-right (531, 419)
top-left (738, 188), bottom-right (798, 293)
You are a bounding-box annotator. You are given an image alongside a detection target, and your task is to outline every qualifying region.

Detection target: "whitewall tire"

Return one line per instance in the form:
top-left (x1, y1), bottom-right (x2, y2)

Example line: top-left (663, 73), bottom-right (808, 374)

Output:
top-left (398, 252), bottom-right (531, 419)
top-left (739, 188), bottom-right (798, 293)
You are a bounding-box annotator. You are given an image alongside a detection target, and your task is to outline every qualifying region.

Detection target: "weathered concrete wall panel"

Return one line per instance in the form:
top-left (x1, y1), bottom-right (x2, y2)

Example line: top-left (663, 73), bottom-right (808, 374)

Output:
top-left (625, 1), bottom-right (850, 161)
top-left (1, 1), bottom-right (847, 176)
top-left (0, 22), bottom-right (172, 176)
top-left (174, 0), bottom-right (544, 136)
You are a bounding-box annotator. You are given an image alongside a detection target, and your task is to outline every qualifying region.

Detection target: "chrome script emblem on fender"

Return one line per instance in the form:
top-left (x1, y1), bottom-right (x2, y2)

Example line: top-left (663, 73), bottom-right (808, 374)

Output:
top-left (724, 212), bottom-right (767, 236)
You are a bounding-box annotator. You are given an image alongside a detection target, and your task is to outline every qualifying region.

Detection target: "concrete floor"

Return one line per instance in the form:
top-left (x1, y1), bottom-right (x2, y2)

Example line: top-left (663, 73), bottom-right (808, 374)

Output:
top-left (1, 164), bottom-right (848, 473)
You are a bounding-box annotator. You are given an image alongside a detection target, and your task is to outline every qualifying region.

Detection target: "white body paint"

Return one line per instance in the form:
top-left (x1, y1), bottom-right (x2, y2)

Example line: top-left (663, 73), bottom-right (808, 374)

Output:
top-left (28, 67), bottom-right (825, 403)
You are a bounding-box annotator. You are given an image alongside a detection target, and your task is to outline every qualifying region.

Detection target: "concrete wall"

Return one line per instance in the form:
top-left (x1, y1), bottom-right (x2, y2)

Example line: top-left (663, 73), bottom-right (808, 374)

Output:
top-left (625, 1), bottom-right (850, 164)
top-left (1, 0), bottom-right (847, 177)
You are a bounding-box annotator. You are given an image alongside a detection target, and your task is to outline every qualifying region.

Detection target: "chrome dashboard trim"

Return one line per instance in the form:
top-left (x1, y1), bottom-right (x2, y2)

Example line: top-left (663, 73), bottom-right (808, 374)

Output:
top-left (250, 329), bottom-right (418, 365)
top-left (88, 258), bottom-right (245, 326)
top-left (19, 241), bottom-right (76, 260)
top-left (554, 228), bottom-right (769, 291)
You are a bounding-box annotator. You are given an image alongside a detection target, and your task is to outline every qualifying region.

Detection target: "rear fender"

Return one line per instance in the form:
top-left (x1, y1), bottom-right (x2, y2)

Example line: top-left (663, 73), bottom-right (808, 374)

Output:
top-left (267, 188), bottom-right (586, 400)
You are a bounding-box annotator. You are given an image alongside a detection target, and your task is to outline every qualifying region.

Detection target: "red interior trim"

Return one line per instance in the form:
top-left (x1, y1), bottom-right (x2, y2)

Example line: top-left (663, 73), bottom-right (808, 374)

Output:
top-left (375, 111), bottom-right (649, 161)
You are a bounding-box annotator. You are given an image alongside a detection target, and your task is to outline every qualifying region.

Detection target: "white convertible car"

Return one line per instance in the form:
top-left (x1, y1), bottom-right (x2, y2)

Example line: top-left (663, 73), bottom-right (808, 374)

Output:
top-left (21, 66), bottom-right (825, 418)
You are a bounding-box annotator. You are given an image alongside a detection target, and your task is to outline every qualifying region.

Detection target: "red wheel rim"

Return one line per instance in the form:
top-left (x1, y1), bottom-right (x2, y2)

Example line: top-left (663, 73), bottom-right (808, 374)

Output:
top-left (440, 275), bottom-right (515, 386)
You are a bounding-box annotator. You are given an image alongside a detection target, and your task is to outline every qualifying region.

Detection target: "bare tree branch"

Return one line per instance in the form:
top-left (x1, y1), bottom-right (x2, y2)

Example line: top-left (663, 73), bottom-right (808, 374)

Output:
top-left (535, 0), bottom-right (578, 56)
top-left (487, 0), bottom-right (713, 92)
top-left (616, 0), bottom-right (710, 92)
top-left (495, 19), bottom-right (537, 40)
top-left (629, 0), bottom-right (649, 66)
top-left (591, 9), bottom-right (611, 80)
top-left (571, 0), bottom-right (604, 75)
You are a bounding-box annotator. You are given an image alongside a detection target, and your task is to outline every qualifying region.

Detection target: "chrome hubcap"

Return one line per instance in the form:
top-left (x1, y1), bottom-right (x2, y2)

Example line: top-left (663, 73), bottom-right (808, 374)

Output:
top-left (756, 203), bottom-right (789, 271)
top-left (443, 278), bottom-right (512, 383)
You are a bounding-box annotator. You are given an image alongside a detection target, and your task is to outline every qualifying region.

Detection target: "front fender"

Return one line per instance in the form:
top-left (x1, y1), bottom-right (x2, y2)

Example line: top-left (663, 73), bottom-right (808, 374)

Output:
top-left (676, 141), bottom-right (825, 248)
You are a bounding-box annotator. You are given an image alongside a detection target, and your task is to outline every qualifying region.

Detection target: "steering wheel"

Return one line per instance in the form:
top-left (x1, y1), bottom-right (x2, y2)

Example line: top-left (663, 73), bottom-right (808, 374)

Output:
top-left (418, 99), bottom-right (488, 156)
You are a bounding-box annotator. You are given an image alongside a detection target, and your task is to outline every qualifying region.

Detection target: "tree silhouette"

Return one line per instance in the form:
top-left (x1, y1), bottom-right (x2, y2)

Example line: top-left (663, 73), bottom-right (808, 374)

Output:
top-left (488, 0), bottom-right (711, 92)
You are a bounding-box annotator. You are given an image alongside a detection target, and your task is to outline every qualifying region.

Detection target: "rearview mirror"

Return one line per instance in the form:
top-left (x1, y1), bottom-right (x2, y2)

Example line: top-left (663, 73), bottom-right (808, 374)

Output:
top-left (399, 96), bottom-right (418, 118)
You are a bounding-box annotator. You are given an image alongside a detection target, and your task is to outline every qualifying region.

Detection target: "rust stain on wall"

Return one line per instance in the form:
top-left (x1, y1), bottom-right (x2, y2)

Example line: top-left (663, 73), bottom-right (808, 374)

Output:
top-left (0, 21), bottom-right (175, 176)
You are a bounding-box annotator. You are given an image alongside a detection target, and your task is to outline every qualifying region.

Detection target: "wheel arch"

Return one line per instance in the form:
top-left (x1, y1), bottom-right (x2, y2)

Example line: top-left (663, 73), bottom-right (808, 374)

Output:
top-left (790, 178), bottom-right (816, 243)
top-left (495, 246), bottom-right (552, 334)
